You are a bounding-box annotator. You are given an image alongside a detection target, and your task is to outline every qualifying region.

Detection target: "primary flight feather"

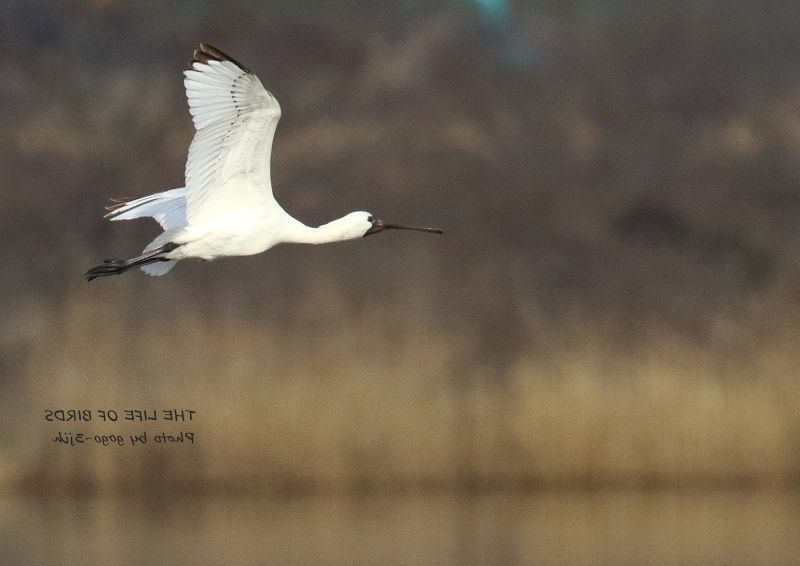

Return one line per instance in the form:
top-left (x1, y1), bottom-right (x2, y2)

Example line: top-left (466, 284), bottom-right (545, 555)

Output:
top-left (85, 43), bottom-right (442, 281)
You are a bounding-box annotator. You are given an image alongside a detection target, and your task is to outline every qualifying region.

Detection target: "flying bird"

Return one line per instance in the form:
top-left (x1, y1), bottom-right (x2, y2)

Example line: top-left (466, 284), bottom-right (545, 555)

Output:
top-left (85, 43), bottom-right (442, 281)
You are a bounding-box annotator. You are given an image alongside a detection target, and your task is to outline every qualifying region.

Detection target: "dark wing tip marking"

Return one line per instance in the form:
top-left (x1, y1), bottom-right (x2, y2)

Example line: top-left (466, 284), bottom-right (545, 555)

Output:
top-left (103, 197), bottom-right (133, 216)
top-left (103, 196), bottom-right (154, 218)
top-left (187, 43), bottom-right (251, 73)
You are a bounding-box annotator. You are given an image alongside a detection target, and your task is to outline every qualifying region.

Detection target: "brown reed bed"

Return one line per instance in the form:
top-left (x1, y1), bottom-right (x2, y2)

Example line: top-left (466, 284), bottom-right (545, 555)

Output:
top-left (5, 283), bottom-right (800, 495)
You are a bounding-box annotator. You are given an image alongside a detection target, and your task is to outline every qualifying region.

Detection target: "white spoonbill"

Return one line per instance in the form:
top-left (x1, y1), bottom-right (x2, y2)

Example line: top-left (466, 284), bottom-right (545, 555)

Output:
top-left (85, 43), bottom-right (442, 281)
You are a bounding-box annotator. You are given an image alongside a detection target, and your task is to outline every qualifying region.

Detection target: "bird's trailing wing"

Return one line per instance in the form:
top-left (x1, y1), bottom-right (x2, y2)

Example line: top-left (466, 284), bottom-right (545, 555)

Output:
top-left (104, 188), bottom-right (187, 230)
top-left (183, 43), bottom-right (281, 223)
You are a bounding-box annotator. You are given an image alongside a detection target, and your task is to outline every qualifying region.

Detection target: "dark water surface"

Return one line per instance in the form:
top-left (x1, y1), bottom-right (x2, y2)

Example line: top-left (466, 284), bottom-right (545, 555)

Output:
top-left (2, 490), bottom-right (798, 565)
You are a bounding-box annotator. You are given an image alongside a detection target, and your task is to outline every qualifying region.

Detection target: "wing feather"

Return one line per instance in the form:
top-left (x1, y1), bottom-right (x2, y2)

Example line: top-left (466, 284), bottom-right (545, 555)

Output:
top-left (183, 44), bottom-right (281, 223)
top-left (105, 188), bottom-right (187, 230)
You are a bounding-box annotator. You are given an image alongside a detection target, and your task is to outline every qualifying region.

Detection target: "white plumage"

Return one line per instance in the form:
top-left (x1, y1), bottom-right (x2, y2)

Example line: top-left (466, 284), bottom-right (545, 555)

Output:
top-left (85, 44), bottom-right (441, 281)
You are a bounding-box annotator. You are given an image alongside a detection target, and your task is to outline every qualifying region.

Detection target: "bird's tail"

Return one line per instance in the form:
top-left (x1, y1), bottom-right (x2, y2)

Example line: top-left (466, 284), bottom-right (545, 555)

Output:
top-left (84, 243), bottom-right (179, 282)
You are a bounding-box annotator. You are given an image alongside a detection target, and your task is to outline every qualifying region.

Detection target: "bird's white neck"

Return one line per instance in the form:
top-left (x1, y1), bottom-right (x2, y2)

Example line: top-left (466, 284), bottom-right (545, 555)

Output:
top-left (282, 215), bottom-right (362, 245)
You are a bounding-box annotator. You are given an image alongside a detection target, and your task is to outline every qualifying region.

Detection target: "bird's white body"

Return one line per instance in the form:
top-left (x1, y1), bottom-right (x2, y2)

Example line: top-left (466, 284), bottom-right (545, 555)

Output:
top-left (86, 44), bottom-right (440, 281)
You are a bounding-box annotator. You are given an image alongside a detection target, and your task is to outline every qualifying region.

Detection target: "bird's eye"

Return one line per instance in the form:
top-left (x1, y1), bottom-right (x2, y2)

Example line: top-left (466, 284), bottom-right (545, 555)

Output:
top-left (367, 215), bottom-right (374, 222)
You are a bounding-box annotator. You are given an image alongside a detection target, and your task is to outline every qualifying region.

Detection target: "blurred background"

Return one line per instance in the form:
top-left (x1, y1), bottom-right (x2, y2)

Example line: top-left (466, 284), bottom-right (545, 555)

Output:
top-left (3, 0), bottom-right (800, 564)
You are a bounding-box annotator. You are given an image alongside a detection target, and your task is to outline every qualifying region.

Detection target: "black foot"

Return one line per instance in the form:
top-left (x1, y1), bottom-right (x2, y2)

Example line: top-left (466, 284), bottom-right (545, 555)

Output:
top-left (84, 261), bottom-right (129, 282)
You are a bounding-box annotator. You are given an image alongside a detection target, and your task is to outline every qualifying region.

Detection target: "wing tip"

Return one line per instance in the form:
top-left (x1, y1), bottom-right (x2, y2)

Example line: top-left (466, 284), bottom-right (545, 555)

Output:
top-left (103, 197), bottom-right (133, 217)
top-left (187, 43), bottom-right (251, 73)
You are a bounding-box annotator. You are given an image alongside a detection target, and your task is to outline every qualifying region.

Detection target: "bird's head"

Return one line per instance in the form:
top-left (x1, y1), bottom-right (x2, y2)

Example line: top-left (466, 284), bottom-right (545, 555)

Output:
top-left (344, 211), bottom-right (443, 238)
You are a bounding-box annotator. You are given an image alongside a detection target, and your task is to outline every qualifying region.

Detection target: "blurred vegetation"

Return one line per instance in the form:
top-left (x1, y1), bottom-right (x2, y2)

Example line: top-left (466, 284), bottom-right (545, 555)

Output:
top-left (3, 0), bottom-right (800, 492)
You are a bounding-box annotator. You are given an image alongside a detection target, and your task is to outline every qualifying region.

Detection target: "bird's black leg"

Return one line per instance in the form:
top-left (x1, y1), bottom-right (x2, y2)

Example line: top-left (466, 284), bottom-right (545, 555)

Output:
top-left (84, 243), bottom-right (179, 282)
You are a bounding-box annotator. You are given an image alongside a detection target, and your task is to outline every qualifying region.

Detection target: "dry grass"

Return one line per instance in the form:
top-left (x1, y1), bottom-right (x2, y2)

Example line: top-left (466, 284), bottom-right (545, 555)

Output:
top-left (5, 283), bottom-right (800, 494)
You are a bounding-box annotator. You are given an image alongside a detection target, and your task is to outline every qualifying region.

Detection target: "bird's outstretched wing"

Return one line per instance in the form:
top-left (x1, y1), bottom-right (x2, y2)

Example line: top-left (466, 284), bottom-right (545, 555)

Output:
top-left (183, 43), bottom-right (281, 223)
